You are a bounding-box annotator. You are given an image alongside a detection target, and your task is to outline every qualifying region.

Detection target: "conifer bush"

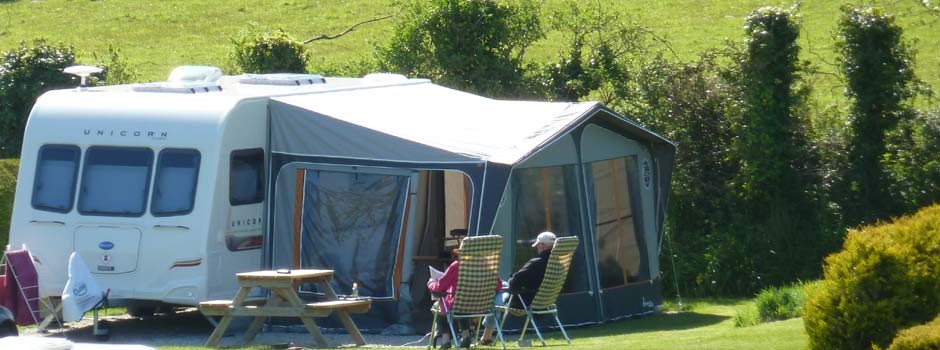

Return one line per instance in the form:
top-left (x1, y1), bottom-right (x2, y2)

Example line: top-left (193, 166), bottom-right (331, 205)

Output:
top-left (803, 205), bottom-right (940, 350)
top-left (888, 315), bottom-right (940, 350)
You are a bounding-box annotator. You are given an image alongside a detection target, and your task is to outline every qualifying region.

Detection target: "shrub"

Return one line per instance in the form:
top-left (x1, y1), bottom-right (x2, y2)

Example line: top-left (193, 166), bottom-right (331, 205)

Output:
top-left (755, 281), bottom-right (811, 322)
top-left (377, 0), bottom-right (542, 98)
top-left (93, 45), bottom-right (139, 85)
top-left (733, 304), bottom-right (760, 327)
top-left (804, 205), bottom-right (940, 350)
top-left (888, 315), bottom-right (940, 350)
top-left (0, 158), bottom-right (18, 252)
top-left (734, 281), bottom-right (814, 327)
top-left (0, 39), bottom-right (76, 157)
top-left (229, 27), bottom-right (309, 74)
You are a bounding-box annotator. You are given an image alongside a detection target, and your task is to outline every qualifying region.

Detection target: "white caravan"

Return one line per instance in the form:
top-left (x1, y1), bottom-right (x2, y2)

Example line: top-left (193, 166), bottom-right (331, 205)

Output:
top-left (6, 68), bottom-right (424, 313)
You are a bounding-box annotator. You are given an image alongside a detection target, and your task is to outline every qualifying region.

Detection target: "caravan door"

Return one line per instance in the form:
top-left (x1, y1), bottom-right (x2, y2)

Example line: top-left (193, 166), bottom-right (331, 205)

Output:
top-left (73, 226), bottom-right (141, 274)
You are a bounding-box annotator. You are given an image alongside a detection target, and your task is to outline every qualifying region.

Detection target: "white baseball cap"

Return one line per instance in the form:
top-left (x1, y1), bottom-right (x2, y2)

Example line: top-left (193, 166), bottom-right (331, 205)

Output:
top-left (531, 231), bottom-right (557, 247)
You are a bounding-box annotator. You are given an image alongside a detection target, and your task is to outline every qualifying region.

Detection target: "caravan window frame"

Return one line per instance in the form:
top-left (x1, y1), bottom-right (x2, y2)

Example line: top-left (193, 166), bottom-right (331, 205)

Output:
top-left (151, 148), bottom-right (201, 217)
top-left (31, 144), bottom-right (82, 213)
top-left (229, 148), bottom-right (265, 206)
top-left (77, 146), bottom-right (155, 217)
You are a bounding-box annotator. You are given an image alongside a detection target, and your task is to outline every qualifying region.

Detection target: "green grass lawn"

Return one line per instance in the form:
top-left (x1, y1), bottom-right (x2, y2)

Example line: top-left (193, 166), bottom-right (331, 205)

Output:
top-left (156, 299), bottom-right (807, 350)
top-left (1, 0), bottom-right (936, 108)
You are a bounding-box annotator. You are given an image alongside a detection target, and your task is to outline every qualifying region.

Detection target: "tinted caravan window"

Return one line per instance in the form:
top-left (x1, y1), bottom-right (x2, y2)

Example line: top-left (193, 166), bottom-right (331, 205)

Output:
top-left (151, 149), bottom-right (200, 216)
top-left (32, 144), bottom-right (81, 213)
top-left (78, 147), bottom-right (154, 217)
top-left (230, 148), bottom-right (264, 205)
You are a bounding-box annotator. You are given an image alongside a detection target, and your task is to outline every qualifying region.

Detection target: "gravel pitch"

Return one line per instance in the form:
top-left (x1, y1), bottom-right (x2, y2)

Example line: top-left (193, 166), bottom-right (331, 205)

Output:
top-left (21, 308), bottom-right (428, 348)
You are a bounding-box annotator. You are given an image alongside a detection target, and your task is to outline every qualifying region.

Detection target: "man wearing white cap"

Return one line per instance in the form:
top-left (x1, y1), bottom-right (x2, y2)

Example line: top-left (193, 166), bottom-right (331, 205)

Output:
top-left (508, 231), bottom-right (557, 307)
top-left (478, 231), bottom-right (557, 345)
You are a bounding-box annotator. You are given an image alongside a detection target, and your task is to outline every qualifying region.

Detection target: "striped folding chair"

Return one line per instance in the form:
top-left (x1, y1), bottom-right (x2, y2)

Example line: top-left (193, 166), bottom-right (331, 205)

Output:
top-left (497, 236), bottom-right (579, 346)
top-left (429, 235), bottom-right (506, 350)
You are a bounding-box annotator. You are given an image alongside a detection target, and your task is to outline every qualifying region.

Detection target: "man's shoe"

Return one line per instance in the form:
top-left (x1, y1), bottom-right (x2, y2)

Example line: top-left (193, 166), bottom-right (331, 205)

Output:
top-left (478, 338), bottom-right (495, 346)
top-left (459, 336), bottom-right (472, 348)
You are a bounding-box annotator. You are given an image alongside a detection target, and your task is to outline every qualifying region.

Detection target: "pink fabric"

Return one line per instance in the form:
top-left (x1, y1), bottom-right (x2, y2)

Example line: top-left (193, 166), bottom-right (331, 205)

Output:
top-left (427, 260), bottom-right (502, 314)
top-left (2, 250), bottom-right (41, 325)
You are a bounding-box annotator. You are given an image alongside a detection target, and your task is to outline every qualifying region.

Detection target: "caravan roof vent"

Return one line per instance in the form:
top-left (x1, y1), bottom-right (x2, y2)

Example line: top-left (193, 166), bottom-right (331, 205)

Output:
top-left (132, 82), bottom-right (223, 94)
top-left (167, 66), bottom-right (223, 83)
top-left (238, 73), bottom-right (326, 86)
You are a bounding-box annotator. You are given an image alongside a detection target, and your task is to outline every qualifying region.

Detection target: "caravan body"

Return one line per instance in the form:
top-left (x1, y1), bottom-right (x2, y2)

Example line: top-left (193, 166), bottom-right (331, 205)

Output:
top-left (9, 88), bottom-right (267, 305)
top-left (7, 74), bottom-right (419, 307)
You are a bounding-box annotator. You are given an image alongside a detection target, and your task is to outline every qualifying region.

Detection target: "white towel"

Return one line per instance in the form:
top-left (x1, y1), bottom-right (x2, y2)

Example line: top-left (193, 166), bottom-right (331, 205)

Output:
top-left (61, 252), bottom-right (104, 322)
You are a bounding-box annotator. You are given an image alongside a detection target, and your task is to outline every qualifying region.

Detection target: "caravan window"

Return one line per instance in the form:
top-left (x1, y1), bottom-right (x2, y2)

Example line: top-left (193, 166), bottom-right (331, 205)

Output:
top-left (586, 156), bottom-right (649, 288)
top-left (151, 149), bottom-right (200, 216)
top-left (32, 144), bottom-right (81, 213)
top-left (230, 148), bottom-right (264, 205)
top-left (78, 147), bottom-right (154, 217)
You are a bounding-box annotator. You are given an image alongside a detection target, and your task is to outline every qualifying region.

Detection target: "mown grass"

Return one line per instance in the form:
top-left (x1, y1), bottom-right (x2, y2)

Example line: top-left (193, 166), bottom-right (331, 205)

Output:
top-left (157, 299), bottom-right (807, 350)
top-left (1, 0), bottom-right (936, 108)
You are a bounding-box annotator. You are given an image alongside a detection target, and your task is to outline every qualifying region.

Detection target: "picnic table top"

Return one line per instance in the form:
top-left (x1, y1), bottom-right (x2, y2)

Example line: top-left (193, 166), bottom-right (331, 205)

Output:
top-left (236, 269), bottom-right (333, 281)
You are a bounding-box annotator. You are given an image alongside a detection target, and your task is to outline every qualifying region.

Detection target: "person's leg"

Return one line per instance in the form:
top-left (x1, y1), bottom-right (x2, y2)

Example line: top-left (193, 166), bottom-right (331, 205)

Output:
top-left (437, 315), bottom-right (452, 347)
top-left (480, 291), bottom-right (510, 342)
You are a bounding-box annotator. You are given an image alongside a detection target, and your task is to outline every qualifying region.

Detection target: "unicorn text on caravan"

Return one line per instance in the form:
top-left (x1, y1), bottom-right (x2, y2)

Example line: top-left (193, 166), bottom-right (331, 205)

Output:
top-left (83, 129), bottom-right (168, 140)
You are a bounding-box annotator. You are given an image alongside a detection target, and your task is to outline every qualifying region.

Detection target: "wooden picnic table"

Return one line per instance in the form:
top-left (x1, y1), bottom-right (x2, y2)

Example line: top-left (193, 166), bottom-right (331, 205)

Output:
top-left (199, 269), bottom-right (371, 348)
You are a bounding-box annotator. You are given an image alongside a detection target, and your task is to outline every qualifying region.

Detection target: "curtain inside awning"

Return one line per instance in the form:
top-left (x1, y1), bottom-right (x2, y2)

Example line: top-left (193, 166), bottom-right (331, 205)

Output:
top-left (297, 169), bottom-right (410, 299)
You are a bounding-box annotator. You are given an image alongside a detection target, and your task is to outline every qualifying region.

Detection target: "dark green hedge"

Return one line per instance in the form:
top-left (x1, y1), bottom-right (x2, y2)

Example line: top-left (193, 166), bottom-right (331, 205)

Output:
top-left (0, 158), bottom-right (19, 252)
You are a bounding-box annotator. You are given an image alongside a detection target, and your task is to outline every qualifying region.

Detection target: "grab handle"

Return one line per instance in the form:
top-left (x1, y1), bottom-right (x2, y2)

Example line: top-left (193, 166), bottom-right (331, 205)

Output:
top-left (29, 220), bottom-right (65, 225)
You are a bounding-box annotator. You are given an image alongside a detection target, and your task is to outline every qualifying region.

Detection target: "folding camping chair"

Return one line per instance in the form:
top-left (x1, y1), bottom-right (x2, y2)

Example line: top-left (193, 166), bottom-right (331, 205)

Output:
top-left (428, 235), bottom-right (506, 350)
top-left (497, 236), bottom-right (579, 346)
top-left (1, 249), bottom-right (43, 327)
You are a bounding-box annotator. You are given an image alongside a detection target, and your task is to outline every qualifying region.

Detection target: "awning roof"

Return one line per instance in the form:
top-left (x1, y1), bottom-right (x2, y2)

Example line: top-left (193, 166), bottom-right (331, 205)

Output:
top-left (270, 82), bottom-right (598, 165)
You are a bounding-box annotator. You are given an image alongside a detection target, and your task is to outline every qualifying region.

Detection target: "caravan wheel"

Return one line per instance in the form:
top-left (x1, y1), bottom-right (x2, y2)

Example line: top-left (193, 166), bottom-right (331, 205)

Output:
top-left (0, 321), bottom-right (16, 338)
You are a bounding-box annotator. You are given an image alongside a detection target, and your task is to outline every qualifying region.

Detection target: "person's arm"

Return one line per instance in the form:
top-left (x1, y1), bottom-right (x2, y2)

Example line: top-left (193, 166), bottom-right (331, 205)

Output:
top-left (508, 258), bottom-right (538, 293)
top-left (428, 261), bottom-right (459, 293)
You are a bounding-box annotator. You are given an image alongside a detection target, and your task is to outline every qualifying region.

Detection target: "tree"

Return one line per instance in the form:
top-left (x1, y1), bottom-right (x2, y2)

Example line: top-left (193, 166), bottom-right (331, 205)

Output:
top-left (733, 6), bottom-right (830, 286)
top-left (377, 0), bottom-right (542, 98)
top-left (837, 6), bottom-right (917, 226)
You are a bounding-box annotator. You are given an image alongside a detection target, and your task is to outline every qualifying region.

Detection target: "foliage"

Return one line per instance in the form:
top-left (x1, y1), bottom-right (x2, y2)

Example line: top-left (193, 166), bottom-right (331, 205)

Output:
top-left (93, 45), bottom-right (139, 85)
top-left (888, 315), bottom-right (940, 350)
top-left (0, 159), bottom-right (16, 252)
top-left (533, 1), bottom-right (644, 103)
top-left (377, 0), bottom-right (543, 97)
top-left (636, 50), bottom-right (752, 296)
top-left (229, 26), bottom-right (309, 74)
top-left (731, 6), bottom-right (832, 287)
top-left (733, 303), bottom-right (760, 327)
top-left (0, 39), bottom-right (76, 157)
top-left (735, 281), bottom-right (814, 327)
top-left (884, 108), bottom-right (940, 213)
top-left (803, 205), bottom-right (940, 350)
top-left (754, 281), bottom-right (812, 323)
top-left (837, 6), bottom-right (918, 226)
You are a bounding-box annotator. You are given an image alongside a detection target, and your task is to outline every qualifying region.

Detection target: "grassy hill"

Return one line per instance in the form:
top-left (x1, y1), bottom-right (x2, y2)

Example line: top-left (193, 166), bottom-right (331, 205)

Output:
top-left (1, 0), bottom-right (937, 107)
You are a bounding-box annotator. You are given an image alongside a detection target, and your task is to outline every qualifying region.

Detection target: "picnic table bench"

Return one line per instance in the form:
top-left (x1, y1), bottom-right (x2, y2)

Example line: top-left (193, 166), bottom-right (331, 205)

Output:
top-left (199, 269), bottom-right (371, 348)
